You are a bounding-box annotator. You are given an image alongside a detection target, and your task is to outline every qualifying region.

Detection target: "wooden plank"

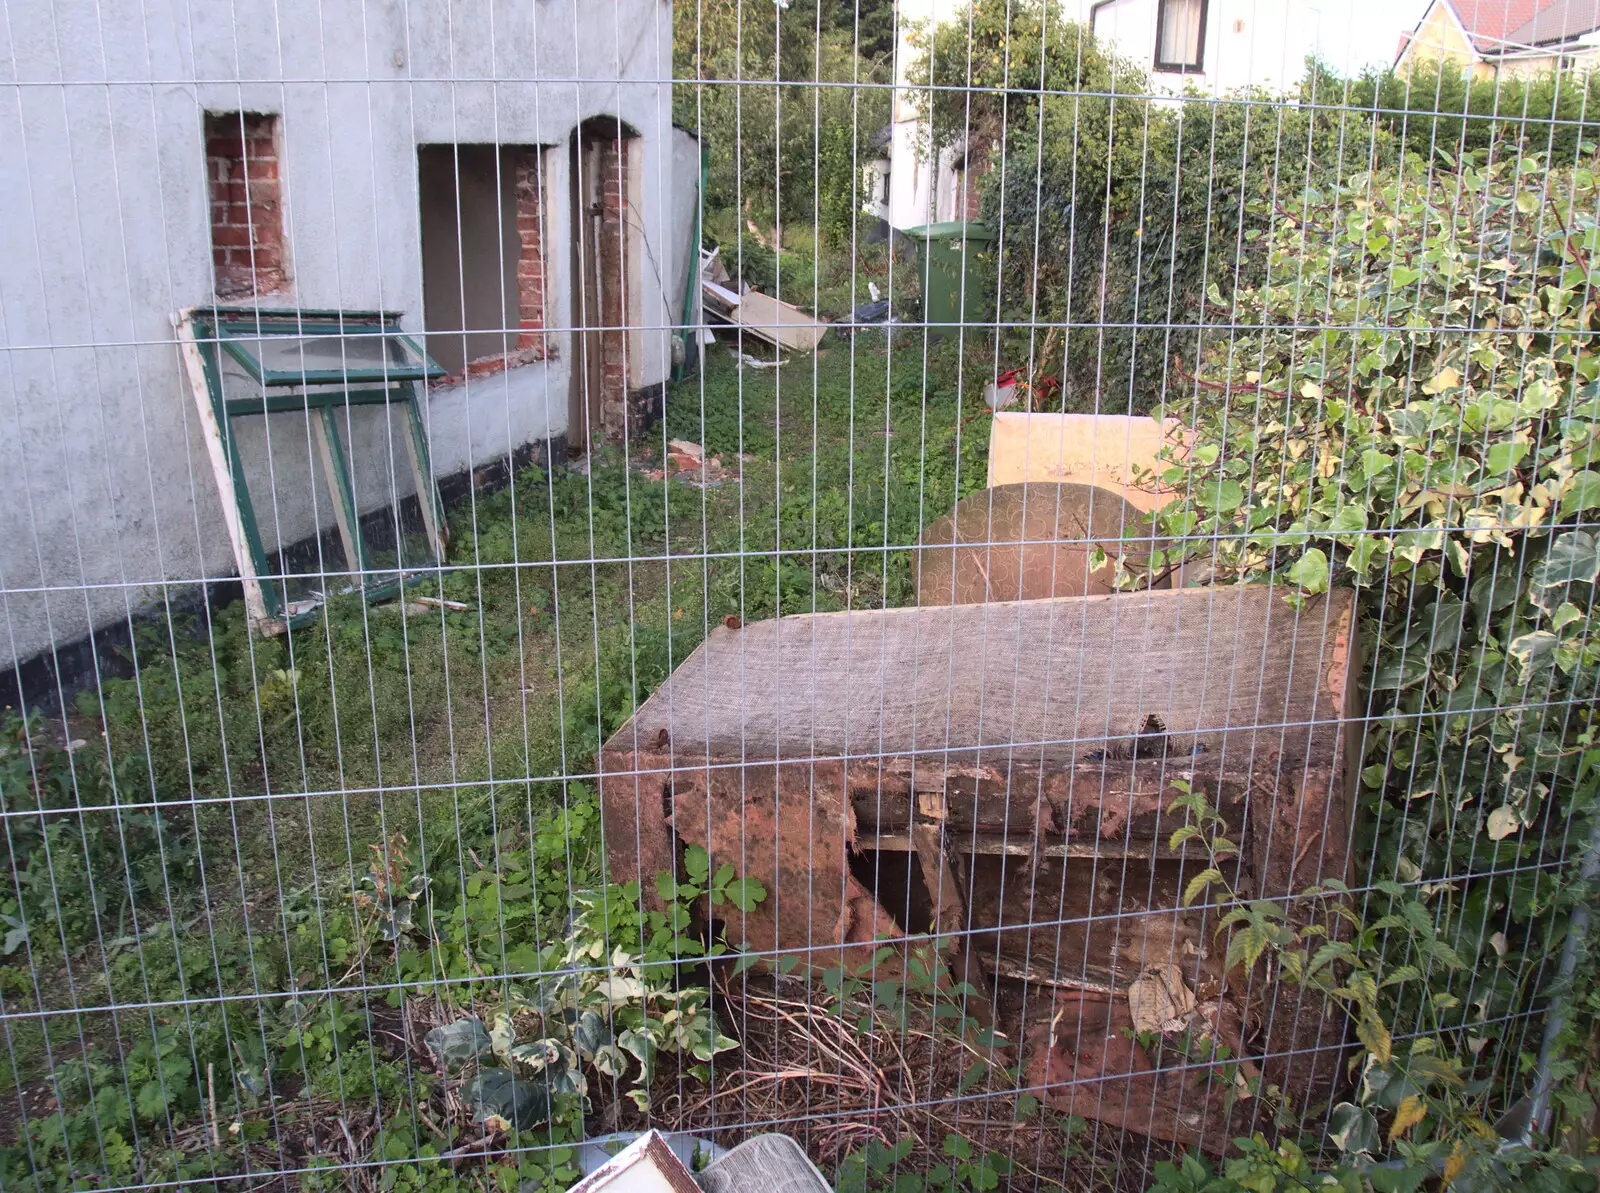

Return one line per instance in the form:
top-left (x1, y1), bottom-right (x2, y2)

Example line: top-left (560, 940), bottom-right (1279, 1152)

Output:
top-left (173, 310), bottom-right (272, 633)
top-left (985, 412), bottom-right (1190, 511)
top-left (912, 823), bottom-right (965, 939)
top-left (311, 410), bottom-right (363, 580)
top-left (730, 289), bottom-right (828, 352)
top-left (701, 278), bottom-right (742, 309)
top-left (403, 391), bottom-right (447, 560)
top-left (866, 829), bottom-right (1198, 862)
top-left (912, 823), bottom-right (1001, 1037)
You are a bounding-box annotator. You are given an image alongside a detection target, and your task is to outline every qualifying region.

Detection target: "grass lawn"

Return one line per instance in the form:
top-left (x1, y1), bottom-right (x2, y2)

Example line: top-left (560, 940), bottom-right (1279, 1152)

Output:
top-left (0, 321), bottom-right (1024, 1191)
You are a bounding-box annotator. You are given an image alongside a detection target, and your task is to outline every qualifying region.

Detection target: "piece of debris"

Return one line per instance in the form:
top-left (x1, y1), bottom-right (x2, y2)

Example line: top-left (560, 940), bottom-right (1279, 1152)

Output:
top-left (986, 411), bottom-right (1192, 512)
top-left (661, 439), bottom-right (734, 488)
top-left (701, 245), bottom-right (730, 286)
top-left (573, 1132), bottom-right (726, 1181)
top-left (983, 368), bottom-right (1021, 411)
top-left (600, 584), bottom-right (1362, 1152)
top-left (726, 289), bottom-right (829, 352)
top-left (915, 482), bottom-right (1163, 607)
top-left (667, 439), bottom-right (704, 464)
top-left (697, 1134), bottom-right (833, 1193)
top-left (567, 1130), bottom-right (701, 1193)
top-left (701, 277), bottom-right (743, 312)
top-left (415, 596), bottom-right (470, 612)
top-left (728, 349), bottom-right (784, 369)
top-left (1128, 963), bottom-right (1198, 1035)
top-left (868, 280), bottom-right (881, 302)
top-left (667, 441), bottom-right (705, 474)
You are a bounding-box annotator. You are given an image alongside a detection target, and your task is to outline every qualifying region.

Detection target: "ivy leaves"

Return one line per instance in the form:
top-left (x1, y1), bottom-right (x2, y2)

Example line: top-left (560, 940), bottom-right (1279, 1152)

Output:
top-left (1143, 149), bottom-right (1600, 1182)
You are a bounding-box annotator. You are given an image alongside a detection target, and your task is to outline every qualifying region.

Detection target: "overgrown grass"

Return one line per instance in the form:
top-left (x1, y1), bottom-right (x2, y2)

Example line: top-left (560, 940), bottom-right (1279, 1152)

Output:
top-left (0, 322), bottom-right (1003, 1191)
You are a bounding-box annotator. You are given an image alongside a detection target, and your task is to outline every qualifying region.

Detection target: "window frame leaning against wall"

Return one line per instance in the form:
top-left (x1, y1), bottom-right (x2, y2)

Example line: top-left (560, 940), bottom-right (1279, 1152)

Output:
top-left (174, 307), bottom-right (450, 636)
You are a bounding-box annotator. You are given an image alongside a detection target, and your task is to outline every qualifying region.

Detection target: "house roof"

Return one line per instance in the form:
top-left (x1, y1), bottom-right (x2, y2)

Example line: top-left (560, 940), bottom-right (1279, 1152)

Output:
top-left (1432, 0), bottom-right (1559, 54)
top-left (1503, 0), bottom-right (1600, 46)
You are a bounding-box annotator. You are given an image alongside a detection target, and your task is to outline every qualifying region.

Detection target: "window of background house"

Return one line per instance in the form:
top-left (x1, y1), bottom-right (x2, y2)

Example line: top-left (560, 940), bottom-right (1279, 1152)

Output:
top-left (417, 144), bottom-right (547, 378)
top-left (206, 112), bottom-right (288, 298)
top-left (1155, 0), bottom-right (1207, 73)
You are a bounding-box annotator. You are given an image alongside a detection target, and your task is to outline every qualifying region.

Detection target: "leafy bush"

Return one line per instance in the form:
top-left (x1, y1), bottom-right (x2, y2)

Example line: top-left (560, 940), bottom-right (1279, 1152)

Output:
top-left (1140, 147), bottom-right (1600, 1181)
top-left (1318, 59), bottom-right (1600, 167)
top-left (917, 1), bottom-right (1390, 413)
top-left (675, 0), bottom-right (891, 243)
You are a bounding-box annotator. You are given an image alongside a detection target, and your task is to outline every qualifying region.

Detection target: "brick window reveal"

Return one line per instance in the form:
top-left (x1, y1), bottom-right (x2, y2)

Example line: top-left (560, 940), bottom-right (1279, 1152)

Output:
top-left (596, 135), bottom-right (631, 429)
top-left (205, 112), bottom-right (287, 298)
top-left (569, 122), bottom-right (640, 448)
top-left (513, 150), bottom-right (546, 355)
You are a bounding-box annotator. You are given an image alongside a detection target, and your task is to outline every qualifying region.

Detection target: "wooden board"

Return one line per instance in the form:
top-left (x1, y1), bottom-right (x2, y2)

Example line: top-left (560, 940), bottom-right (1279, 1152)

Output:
top-left (174, 311), bottom-right (273, 631)
top-left (728, 289), bottom-right (828, 352)
top-left (608, 585), bottom-right (1357, 771)
top-left (986, 412), bottom-right (1190, 511)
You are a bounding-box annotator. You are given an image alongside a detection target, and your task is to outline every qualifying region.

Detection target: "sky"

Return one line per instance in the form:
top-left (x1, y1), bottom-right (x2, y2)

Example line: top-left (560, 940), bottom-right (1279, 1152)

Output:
top-left (1310, 0), bottom-right (1434, 76)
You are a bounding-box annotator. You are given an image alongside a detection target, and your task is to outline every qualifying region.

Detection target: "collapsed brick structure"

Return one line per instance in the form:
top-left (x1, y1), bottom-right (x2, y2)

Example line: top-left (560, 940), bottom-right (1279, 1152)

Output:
top-left (600, 586), bottom-right (1362, 1151)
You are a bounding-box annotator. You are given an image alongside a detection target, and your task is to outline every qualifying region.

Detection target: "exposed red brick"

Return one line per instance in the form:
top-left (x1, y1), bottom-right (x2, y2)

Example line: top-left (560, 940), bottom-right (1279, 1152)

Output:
top-left (594, 136), bottom-right (633, 437)
top-left (512, 147), bottom-right (546, 355)
top-left (211, 223), bottom-right (256, 248)
top-left (206, 111), bottom-right (288, 298)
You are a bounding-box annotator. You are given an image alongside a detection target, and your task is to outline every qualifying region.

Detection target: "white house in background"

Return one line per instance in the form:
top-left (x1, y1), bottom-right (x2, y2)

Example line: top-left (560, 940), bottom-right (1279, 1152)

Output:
top-left (866, 0), bottom-right (1399, 234)
top-left (866, 0), bottom-right (978, 233)
top-left (1088, 0), bottom-right (1338, 93)
top-left (1396, 0), bottom-right (1600, 80)
top-left (0, 0), bottom-right (698, 688)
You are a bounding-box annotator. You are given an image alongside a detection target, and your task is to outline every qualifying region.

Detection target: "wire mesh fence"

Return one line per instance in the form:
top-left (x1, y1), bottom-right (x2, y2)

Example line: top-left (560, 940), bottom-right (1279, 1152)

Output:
top-left (1, 1), bottom-right (1598, 1191)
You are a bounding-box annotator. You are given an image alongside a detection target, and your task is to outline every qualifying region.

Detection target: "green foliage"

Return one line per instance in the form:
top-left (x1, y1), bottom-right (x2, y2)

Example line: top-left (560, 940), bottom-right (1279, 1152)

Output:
top-left (675, 0), bottom-right (891, 244)
top-left (919, 0), bottom-right (1386, 412)
top-left (1316, 58), bottom-right (1600, 166)
top-left (0, 713), bottom-right (197, 953)
top-left (838, 1133), bottom-right (1012, 1193)
top-left (1148, 1136), bottom-right (1365, 1193)
top-left (1139, 147), bottom-right (1600, 1188)
top-left (421, 844), bottom-right (763, 1133)
top-left (1149, 147), bottom-right (1600, 902)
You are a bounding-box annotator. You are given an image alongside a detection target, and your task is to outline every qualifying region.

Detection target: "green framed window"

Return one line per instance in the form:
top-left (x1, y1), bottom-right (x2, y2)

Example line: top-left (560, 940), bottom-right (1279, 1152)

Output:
top-left (177, 306), bottom-right (450, 634)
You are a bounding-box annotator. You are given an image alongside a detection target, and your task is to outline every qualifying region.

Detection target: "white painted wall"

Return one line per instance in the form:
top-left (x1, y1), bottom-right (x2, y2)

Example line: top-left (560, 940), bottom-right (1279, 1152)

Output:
top-left (880, 0), bottom-right (970, 231)
top-left (1085, 0), bottom-right (1422, 94)
top-left (1086, 0), bottom-right (1323, 93)
top-left (0, 0), bottom-right (681, 671)
top-left (668, 127), bottom-right (704, 336)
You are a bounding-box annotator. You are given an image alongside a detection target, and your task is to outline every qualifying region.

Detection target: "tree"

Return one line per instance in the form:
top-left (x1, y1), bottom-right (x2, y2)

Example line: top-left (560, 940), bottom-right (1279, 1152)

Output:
top-left (674, 0), bottom-right (890, 243)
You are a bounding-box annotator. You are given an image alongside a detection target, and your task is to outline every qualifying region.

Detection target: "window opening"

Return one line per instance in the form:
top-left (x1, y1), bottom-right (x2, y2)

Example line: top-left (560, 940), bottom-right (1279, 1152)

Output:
top-left (1154, 0), bottom-right (1207, 72)
top-left (418, 144), bottom-right (547, 380)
